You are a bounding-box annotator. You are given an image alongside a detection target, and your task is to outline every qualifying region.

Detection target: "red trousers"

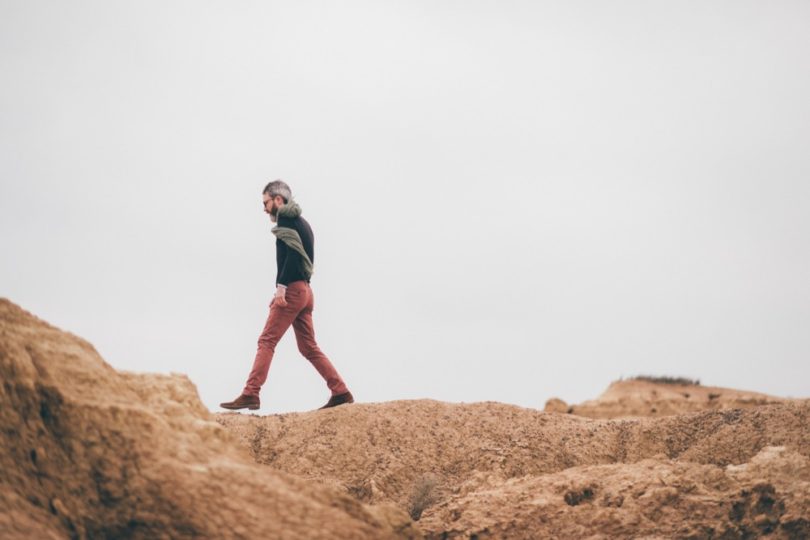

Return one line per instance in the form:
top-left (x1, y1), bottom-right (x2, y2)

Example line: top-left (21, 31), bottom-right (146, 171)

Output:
top-left (243, 280), bottom-right (348, 397)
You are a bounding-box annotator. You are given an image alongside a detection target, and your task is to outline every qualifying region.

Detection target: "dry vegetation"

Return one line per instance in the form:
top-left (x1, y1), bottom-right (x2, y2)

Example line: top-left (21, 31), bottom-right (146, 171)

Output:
top-left (629, 375), bottom-right (701, 386)
top-left (407, 474), bottom-right (440, 521)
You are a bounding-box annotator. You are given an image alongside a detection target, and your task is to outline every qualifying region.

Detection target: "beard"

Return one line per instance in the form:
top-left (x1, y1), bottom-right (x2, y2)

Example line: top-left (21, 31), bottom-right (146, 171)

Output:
top-left (268, 202), bottom-right (280, 222)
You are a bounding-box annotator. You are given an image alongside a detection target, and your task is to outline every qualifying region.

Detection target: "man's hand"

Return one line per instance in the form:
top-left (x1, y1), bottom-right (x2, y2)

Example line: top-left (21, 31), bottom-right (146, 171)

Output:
top-left (272, 284), bottom-right (288, 308)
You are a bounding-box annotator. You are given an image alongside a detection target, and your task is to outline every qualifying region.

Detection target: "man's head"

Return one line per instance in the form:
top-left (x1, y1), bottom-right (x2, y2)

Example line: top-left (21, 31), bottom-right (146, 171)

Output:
top-left (262, 180), bottom-right (292, 222)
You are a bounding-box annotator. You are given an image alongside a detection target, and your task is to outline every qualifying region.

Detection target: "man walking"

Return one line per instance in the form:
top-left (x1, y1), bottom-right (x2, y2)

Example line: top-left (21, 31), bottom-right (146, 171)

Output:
top-left (220, 180), bottom-right (354, 411)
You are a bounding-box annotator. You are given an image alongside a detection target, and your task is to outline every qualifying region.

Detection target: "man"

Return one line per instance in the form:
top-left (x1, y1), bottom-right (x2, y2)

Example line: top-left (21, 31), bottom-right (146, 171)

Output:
top-left (220, 180), bottom-right (354, 411)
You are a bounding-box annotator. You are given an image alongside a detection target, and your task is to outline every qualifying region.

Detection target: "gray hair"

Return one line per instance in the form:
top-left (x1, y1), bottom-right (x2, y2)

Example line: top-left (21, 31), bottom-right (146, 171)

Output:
top-left (262, 179), bottom-right (292, 203)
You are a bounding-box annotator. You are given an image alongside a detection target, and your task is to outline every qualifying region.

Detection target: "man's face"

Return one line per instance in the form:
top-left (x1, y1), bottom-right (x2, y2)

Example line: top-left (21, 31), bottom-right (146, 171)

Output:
top-left (263, 193), bottom-right (283, 221)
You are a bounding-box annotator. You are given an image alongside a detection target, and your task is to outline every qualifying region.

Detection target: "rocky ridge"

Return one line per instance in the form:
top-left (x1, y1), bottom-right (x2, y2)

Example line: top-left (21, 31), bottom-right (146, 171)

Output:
top-left (0, 299), bottom-right (415, 539)
top-left (2, 297), bottom-right (808, 539)
top-left (217, 399), bottom-right (810, 538)
top-left (545, 377), bottom-right (795, 419)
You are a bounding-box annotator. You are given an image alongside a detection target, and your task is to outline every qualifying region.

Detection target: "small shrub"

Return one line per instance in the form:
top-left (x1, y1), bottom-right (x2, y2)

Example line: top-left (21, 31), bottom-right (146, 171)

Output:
top-left (631, 375), bottom-right (700, 386)
top-left (407, 473), bottom-right (440, 520)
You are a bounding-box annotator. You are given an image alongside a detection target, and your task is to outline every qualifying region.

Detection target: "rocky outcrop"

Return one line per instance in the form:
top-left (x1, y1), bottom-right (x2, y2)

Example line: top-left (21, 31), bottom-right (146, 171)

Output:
top-left (3, 297), bottom-right (807, 539)
top-left (547, 378), bottom-right (792, 419)
top-left (421, 446), bottom-right (810, 539)
top-left (217, 397), bottom-right (809, 538)
top-left (0, 299), bottom-right (416, 539)
top-left (218, 400), bottom-right (810, 506)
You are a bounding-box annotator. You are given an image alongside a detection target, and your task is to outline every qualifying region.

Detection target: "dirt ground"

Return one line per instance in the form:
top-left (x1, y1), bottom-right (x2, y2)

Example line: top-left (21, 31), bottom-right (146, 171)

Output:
top-left (2, 297), bottom-right (808, 538)
top-left (0, 299), bottom-right (415, 539)
top-left (217, 399), bottom-right (810, 538)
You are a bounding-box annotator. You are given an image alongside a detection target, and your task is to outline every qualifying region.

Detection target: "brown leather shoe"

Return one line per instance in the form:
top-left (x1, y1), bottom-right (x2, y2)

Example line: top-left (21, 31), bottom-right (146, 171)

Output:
top-left (220, 394), bottom-right (260, 411)
top-left (319, 391), bottom-right (354, 409)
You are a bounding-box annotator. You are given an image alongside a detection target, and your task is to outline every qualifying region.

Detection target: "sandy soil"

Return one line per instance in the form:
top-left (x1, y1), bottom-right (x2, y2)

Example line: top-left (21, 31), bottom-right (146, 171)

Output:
top-left (217, 399), bottom-right (810, 538)
top-left (0, 299), bottom-right (416, 539)
top-left (2, 297), bottom-right (808, 538)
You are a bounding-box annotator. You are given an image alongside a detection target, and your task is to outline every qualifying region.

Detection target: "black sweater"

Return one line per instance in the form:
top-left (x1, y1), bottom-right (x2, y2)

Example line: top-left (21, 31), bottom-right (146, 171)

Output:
top-left (275, 215), bottom-right (315, 286)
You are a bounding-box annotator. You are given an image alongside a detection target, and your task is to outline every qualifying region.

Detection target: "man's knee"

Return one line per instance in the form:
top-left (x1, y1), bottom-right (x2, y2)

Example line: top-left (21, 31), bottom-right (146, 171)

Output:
top-left (258, 334), bottom-right (280, 350)
top-left (296, 340), bottom-right (320, 357)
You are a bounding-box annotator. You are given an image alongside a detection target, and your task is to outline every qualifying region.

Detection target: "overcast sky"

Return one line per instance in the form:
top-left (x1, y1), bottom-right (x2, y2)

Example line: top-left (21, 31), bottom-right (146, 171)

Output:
top-left (2, 1), bottom-right (808, 413)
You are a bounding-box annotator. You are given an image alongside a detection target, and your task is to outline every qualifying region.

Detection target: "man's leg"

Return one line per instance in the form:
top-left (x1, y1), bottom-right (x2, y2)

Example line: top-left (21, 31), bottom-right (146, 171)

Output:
top-left (292, 288), bottom-right (349, 396)
top-left (242, 290), bottom-right (304, 397)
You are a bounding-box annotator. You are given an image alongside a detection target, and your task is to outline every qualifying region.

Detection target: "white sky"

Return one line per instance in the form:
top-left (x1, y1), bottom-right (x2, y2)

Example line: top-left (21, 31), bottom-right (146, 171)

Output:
top-left (2, 1), bottom-right (808, 413)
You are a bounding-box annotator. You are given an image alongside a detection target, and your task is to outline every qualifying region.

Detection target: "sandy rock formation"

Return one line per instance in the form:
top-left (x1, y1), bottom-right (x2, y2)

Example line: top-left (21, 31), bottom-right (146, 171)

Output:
top-left (421, 445), bottom-right (810, 539)
top-left (4, 297), bottom-right (807, 539)
top-left (542, 397), bottom-right (569, 414)
top-left (562, 378), bottom-right (792, 419)
top-left (218, 398), bottom-right (809, 536)
top-left (0, 299), bottom-right (416, 539)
